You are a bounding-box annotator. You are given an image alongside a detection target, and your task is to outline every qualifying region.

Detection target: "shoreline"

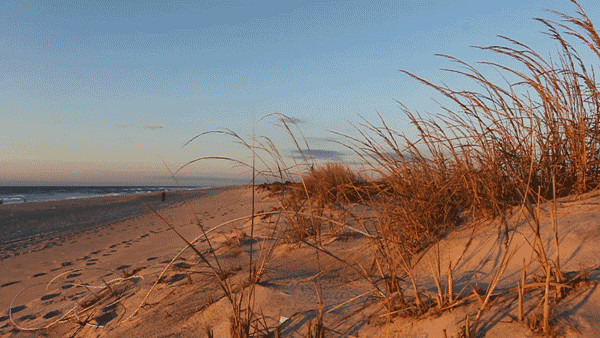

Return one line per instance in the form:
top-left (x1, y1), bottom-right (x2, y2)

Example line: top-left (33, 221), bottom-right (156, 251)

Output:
top-left (0, 185), bottom-right (207, 205)
top-left (0, 185), bottom-right (264, 335)
top-left (0, 186), bottom-right (238, 260)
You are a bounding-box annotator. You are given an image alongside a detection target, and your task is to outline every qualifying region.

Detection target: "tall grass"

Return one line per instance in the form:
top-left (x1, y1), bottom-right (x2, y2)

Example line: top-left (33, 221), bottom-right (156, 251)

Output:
top-left (252, 0), bottom-right (600, 334)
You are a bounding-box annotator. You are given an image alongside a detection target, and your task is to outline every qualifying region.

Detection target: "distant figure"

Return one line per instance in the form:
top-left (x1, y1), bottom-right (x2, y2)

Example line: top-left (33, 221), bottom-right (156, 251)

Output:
top-left (0, 199), bottom-right (3, 205)
top-left (161, 191), bottom-right (166, 202)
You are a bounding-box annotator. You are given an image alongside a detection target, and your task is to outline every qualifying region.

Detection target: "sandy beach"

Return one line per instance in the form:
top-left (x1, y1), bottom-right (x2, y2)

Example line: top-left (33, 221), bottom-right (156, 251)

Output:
top-left (2, 185), bottom-right (600, 337)
top-left (0, 186), bottom-right (275, 336)
top-left (0, 188), bottom-right (228, 260)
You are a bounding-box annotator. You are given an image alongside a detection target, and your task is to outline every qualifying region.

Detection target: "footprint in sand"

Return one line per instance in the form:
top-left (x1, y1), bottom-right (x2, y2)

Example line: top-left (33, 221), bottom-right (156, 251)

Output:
top-left (146, 256), bottom-right (158, 261)
top-left (86, 261), bottom-right (96, 266)
top-left (62, 284), bottom-right (73, 290)
top-left (10, 305), bottom-right (26, 314)
top-left (168, 273), bottom-right (188, 284)
top-left (90, 250), bottom-right (102, 255)
top-left (41, 293), bottom-right (61, 301)
top-left (109, 244), bottom-right (118, 249)
top-left (140, 233), bottom-right (149, 239)
top-left (19, 314), bottom-right (36, 321)
top-left (103, 304), bottom-right (117, 312)
top-left (0, 315), bottom-right (9, 323)
top-left (32, 272), bottom-right (47, 278)
top-left (95, 310), bottom-right (118, 325)
top-left (159, 273), bottom-right (186, 284)
top-left (1, 281), bottom-right (21, 288)
top-left (116, 265), bottom-right (131, 271)
top-left (66, 272), bottom-right (82, 279)
top-left (62, 261), bottom-right (73, 267)
top-left (42, 310), bottom-right (61, 319)
top-left (174, 262), bottom-right (191, 269)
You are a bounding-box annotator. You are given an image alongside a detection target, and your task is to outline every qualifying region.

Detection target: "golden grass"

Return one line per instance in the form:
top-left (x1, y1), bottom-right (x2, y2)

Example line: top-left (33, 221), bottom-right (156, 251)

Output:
top-left (177, 1), bottom-right (600, 335)
top-left (250, 1), bottom-right (600, 335)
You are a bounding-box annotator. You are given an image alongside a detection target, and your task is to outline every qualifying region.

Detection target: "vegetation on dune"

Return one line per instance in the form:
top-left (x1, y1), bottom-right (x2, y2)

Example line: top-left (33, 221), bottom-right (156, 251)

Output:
top-left (251, 0), bottom-right (600, 335)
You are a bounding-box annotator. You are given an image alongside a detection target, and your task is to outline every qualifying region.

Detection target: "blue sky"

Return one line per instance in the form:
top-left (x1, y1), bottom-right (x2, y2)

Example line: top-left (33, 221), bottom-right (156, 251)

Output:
top-left (1, 0), bottom-right (598, 185)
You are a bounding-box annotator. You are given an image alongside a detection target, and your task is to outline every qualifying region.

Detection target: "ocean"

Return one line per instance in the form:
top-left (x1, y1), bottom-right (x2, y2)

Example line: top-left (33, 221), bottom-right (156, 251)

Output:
top-left (0, 186), bottom-right (203, 204)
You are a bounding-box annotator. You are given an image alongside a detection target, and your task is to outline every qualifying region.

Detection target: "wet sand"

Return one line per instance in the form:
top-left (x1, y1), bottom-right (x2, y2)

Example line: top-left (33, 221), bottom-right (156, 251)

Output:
top-left (0, 188), bottom-right (226, 260)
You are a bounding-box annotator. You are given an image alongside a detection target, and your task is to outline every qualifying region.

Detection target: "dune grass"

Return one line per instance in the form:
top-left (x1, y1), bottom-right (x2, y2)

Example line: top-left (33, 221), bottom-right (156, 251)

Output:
top-left (242, 1), bottom-right (600, 335)
top-left (141, 1), bottom-right (600, 335)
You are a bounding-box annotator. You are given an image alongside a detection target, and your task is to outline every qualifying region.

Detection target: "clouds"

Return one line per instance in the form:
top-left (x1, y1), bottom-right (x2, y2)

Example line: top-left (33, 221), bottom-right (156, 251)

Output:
top-left (143, 124), bottom-right (164, 131)
top-left (291, 149), bottom-right (346, 160)
top-left (113, 123), bottom-right (164, 131)
top-left (285, 117), bottom-right (304, 125)
top-left (269, 113), bottom-right (305, 125)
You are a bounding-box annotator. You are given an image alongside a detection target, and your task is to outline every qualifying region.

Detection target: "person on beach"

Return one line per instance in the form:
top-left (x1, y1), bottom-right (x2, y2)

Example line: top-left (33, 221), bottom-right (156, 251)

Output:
top-left (161, 191), bottom-right (166, 202)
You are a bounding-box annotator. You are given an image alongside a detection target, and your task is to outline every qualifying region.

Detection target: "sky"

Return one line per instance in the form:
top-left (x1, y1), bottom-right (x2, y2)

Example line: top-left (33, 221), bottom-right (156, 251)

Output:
top-left (1, 0), bottom-right (599, 186)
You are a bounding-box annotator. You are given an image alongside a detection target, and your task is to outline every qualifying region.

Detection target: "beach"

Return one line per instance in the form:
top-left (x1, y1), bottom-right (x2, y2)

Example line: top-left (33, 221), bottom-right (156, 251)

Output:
top-left (2, 185), bottom-right (600, 337)
top-left (0, 188), bottom-right (225, 259)
top-left (0, 186), bottom-right (275, 336)
top-left (0, 184), bottom-right (381, 337)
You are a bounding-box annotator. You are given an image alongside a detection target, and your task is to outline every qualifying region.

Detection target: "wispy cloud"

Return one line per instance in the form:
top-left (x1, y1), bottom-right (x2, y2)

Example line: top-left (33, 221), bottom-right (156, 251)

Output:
top-left (286, 116), bottom-right (304, 124)
top-left (115, 123), bottom-right (132, 128)
top-left (305, 136), bottom-right (342, 144)
top-left (271, 114), bottom-right (304, 125)
top-left (144, 124), bottom-right (164, 131)
top-left (116, 136), bottom-right (133, 143)
top-left (291, 149), bottom-right (346, 160)
top-left (378, 151), bottom-right (413, 162)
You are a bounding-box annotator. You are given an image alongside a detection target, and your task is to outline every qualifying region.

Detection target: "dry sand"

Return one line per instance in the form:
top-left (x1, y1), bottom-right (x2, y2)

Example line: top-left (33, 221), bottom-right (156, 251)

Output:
top-left (0, 186), bottom-right (275, 336)
top-left (1, 186), bottom-right (600, 337)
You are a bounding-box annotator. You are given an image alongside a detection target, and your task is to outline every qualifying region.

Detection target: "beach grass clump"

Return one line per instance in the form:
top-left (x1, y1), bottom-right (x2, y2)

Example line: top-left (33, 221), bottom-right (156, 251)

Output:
top-left (260, 161), bottom-right (366, 241)
top-left (251, 0), bottom-right (600, 333)
top-left (293, 161), bottom-right (365, 207)
top-left (341, 0), bottom-right (600, 248)
top-left (339, 1), bottom-right (600, 334)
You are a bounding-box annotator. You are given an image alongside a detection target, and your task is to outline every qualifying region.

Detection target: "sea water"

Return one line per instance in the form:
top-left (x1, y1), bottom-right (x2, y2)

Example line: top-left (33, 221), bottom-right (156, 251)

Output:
top-left (0, 186), bottom-right (202, 204)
